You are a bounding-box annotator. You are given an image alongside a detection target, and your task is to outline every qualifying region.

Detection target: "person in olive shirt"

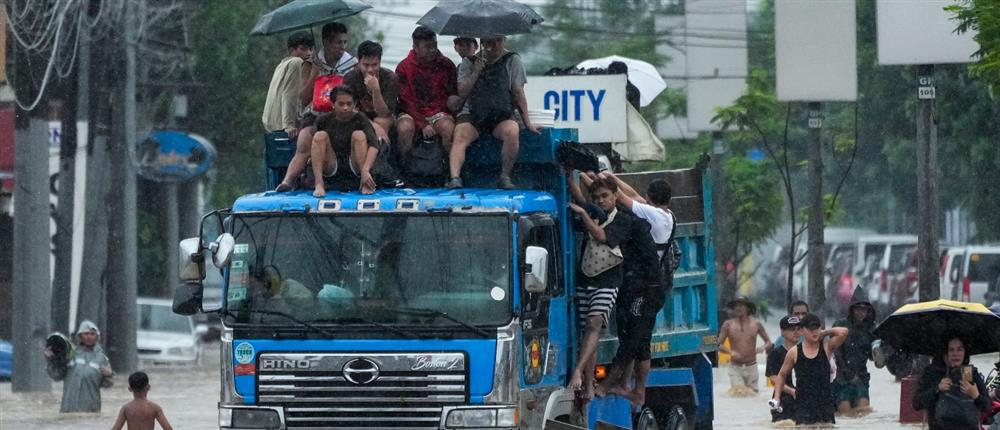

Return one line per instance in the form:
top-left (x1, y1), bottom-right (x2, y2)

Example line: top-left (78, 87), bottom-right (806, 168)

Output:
top-left (342, 40), bottom-right (399, 138)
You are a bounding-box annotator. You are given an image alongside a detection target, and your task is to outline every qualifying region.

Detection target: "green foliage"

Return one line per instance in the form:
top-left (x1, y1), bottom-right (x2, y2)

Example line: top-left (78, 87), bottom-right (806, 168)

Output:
top-left (723, 157), bottom-right (783, 261)
top-left (948, 0), bottom-right (1000, 96)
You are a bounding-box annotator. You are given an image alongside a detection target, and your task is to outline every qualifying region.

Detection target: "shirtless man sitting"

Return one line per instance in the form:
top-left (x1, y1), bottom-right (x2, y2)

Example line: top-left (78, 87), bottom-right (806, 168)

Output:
top-left (718, 296), bottom-right (772, 395)
top-left (111, 372), bottom-right (173, 430)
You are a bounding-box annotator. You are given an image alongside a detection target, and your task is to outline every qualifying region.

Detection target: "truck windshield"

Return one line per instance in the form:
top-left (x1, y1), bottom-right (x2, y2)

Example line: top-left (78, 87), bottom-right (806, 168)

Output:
top-left (223, 214), bottom-right (513, 329)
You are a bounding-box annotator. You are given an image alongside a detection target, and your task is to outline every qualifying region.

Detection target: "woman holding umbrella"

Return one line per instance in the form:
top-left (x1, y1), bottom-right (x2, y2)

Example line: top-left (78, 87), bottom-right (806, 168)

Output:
top-left (914, 335), bottom-right (993, 430)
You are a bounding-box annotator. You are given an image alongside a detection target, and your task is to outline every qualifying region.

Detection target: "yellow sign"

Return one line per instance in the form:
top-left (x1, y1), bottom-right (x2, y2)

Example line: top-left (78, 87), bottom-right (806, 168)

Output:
top-left (703, 335), bottom-right (718, 345)
top-left (651, 341), bottom-right (670, 353)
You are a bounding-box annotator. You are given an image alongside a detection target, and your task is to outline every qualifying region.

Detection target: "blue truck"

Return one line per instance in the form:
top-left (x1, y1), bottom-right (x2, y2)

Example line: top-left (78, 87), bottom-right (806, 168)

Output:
top-left (173, 127), bottom-right (718, 430)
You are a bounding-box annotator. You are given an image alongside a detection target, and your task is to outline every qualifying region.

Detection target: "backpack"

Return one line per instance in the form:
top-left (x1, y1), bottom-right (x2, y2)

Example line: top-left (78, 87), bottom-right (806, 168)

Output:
top-left (405, 136), bottom-right (446, 187)
top-left (469, 52), bottom-right (516, 127)
top-left (934, 391), bottom-right (979, 429)
top-left (657, 210), bottom-right (682, 285)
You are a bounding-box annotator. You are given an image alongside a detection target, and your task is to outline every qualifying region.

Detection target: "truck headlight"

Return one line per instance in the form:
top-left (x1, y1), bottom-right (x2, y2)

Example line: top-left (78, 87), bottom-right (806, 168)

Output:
top-left (219, 407), bottom-right (281, 429)
top-left (445, 407), bottom-right (518, 428)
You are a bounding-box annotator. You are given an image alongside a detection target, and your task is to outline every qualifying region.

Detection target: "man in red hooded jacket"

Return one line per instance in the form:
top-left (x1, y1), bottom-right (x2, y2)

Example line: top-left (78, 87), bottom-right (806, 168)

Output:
top-left (395, 26), bottom-right (458, 161)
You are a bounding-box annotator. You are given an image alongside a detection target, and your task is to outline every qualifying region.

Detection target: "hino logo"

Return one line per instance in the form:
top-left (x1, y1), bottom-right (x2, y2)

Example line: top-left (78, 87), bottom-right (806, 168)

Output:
top-left (411, 355), bottom-right (462, 371)
top-left (259, 358), bottom-right (312, 370)
top-left (343, 358), bottom-right (380, 385)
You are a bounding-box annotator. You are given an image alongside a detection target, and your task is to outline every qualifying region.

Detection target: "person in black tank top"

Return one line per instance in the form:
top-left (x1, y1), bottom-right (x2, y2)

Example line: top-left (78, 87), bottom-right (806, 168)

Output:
top-left (771, 313), bottom-right (849, 425)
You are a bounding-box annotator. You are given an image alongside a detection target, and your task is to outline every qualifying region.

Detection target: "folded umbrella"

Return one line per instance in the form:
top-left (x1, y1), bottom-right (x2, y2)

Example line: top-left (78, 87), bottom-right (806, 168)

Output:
top-left (873, 299), bottom-right (1000, 356)
top-left (251, 0), bottom-right (372, 36)
top-left (417, 0), bottom-right (544, 38)
top-left (576, 55), bottom-right (666, 107)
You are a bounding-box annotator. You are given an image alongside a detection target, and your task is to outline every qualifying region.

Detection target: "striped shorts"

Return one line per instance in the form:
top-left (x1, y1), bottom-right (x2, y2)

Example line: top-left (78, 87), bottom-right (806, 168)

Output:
top-left (575, 285), bottom-right (618, 328)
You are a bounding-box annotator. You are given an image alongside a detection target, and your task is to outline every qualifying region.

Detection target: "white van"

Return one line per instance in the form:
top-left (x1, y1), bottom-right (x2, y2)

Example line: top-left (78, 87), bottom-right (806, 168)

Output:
top-left (940, 247), bottom-right (966, 301)
top-left (791, 227), bottom-right (875, 301)
top-left (953, 245), bottom-right (1000, 304)
top-left (852, 235), bottom-right (918, 310)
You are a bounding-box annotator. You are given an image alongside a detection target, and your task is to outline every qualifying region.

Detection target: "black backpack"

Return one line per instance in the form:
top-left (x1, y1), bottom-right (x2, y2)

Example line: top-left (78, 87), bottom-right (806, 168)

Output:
top-left (657, 210), bottom-right (682, 285)
top-left (469, 52), bottom-right (516, 127)
top-left (405, 136), bottom-right (446, 187)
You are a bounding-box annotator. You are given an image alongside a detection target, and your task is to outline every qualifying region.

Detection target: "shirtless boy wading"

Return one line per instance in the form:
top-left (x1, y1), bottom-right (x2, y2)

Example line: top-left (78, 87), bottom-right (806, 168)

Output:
top-left (718, 296), bottom-right (772, 394)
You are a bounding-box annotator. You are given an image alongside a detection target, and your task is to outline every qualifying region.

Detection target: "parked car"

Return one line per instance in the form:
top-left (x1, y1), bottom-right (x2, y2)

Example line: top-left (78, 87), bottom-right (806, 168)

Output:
top-left (137, 297), bottom-right (206, 364)
top-left (853, 235), bottom-right (918, 314)
top-left (791, 227), bottom-right (876, 302)
top-left (954, 245), bottom-right (1000, 304)
top-left (0, 340), bottom-right (12, 380)
top-left (940, 246), bottom-right (966, 301)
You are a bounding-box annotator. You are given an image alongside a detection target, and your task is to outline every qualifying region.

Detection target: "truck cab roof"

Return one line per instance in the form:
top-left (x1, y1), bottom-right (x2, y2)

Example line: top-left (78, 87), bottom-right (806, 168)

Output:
top-left (232, 188), bottom-right (561, 215)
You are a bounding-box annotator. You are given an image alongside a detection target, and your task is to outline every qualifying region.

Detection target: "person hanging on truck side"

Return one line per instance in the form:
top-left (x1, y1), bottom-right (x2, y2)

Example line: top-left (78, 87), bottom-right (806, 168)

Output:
top-left (395, 26), bottom-right (457, 164)
top-left (447, 36), bottom-right (540, 190)
top-left (262, 31), bottom-right (313, 138)
top-left (591, 172), bottom-right (675, 406)
top-left (342, 40), bottom-right (399, 138)
top-left (311, 86), bottom-right (384, 197)
top-left (566, 175), bottom-right (632, 400)
top-left (274, 22), bottom-right (359, 192)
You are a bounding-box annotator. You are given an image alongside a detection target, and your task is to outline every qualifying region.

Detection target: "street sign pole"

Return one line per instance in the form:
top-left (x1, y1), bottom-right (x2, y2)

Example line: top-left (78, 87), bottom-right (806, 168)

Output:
top-left (916, 65), bottom-right (940, 301)
top-left (806, 102), bottom-right (826, 314)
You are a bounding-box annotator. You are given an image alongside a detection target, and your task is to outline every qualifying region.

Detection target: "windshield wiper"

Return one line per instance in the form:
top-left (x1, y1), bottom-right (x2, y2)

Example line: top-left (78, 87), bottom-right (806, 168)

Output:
top-left (391, 306), bottom-right (492, 338)
top-left (309, 317), bottom-right (418, 339)
top-left (221, 308), bottom-right (336, 337)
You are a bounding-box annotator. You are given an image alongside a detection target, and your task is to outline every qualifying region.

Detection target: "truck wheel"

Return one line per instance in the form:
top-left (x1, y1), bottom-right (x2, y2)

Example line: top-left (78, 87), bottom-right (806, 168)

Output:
top-left (634, 407), bottom-right (660, 430)
top-left (662, 405), bottom-right (687, 430)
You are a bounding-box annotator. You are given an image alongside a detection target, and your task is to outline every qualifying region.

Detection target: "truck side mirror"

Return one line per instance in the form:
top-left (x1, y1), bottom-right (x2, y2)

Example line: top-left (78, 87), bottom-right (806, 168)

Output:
top-left (179, 237), bottom-right (205, 282)
top-left (173, 282), bottom-right (203, 316)
top-left (210, 233), bottom-right (235, 268)
top-left (524, 246), bottom-right (549, 294)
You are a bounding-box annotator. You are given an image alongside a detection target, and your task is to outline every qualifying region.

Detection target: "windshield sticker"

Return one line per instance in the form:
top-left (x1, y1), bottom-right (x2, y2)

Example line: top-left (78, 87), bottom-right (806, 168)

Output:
top-left (232, 260), bottom-right (245, 270)
top-left (490, 286), bottom-right (506, 301)
top-left (228, 286), bottom-right (247, 302)
top-left (234, 243), bottom-right (249, 254)
top-left (234, 342), bottom-right (254, 364)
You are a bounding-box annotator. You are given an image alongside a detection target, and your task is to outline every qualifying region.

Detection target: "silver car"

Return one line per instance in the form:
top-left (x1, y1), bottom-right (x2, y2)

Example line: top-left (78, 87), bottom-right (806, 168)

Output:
top-left (137, 297), bottom-right (206, 364)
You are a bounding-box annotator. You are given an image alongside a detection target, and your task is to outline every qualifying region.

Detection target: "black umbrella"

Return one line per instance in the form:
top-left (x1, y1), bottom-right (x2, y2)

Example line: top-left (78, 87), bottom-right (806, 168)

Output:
top-left (416, 0), bottom-right (544, 38)
top-left (873, 299), bottom-right (1000, 356)
top-left (251, 0), bottom-right (372, 36)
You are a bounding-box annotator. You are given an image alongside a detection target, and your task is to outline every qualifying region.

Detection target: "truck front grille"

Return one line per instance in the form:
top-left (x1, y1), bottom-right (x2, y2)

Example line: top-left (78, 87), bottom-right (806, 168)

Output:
top-left (257, 352), bottom-right (467, 430)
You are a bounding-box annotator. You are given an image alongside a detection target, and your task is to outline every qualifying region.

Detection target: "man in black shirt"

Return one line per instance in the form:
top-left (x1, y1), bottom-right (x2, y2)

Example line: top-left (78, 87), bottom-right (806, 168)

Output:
top-left (311, 86), bottom-right (381, 196)
top-left (766, 315), bottom-right (800, 423)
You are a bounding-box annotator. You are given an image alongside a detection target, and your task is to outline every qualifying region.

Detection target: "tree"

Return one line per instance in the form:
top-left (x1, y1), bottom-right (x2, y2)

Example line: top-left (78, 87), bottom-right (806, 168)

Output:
top-left (948, 0), bottom-right (1000, 95)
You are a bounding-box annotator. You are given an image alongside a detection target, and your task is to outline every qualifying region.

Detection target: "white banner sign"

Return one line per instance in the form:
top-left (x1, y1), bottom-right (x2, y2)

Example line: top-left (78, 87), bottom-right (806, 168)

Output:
top-left (775, 0), bottom-right (858, 102)
top-left (876, 0), bottom-right (979, 65)
top-left (525, 75), bottom-right (627, 143)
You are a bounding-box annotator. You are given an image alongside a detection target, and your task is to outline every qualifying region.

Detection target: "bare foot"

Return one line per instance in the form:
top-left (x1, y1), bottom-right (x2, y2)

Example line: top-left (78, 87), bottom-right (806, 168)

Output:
top-left (313, 186), bottom-right (326, 198)
top-left (582, 381), bottom-right (595, 400)
top-left (360, 182), bottom-right (376, 195)
top-left (275, 182), bottom-right (293, 192)
top-left (567, 370), bottom-right (583, 391)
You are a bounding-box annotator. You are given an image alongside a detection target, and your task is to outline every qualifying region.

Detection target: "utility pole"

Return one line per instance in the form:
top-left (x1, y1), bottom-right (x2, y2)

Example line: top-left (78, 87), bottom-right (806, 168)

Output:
top-left (105, 0), bottom-right (139, 373)
top-left (806, 102), bottom-right (825, 314)
top-left (916, 65), bottom-right (940, 301)
top-left (711, 131), bottom-right (734, 305)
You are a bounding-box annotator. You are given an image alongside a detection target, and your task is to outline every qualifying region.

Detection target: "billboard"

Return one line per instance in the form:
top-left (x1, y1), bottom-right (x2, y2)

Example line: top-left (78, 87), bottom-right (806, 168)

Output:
top-left (775, 0), bottom-right (858, 102)
top-left (876, 0), bottom-right (979, 65)
top-left (524, 74), bottom-right (627, 143)
top-left (684, 0), bottom-right (748, 132)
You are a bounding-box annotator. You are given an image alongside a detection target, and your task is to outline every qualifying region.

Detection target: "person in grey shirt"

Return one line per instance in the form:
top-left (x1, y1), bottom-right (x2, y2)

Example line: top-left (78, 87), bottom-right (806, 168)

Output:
top-left (446, 36), bottom-right (540, 190)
